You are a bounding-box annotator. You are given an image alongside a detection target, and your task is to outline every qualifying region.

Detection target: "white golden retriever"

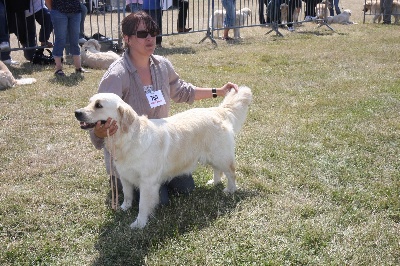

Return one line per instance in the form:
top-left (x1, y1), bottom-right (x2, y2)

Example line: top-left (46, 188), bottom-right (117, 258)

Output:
top-left (316, 0), bottom-right (330, 19)
top-left (75, 86), bottom-right (252, 228)
top-left (0, 61), bottom-right (36, 90)
top-left (210, 7), bottom-right (252, 39)
top-left (81, 39), bottom-right (120, 70)
top-left (326, 9), bottom-right (355, 24)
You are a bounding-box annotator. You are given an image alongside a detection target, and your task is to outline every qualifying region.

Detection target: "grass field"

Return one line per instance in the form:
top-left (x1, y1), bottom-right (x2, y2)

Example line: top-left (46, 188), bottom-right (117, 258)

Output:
top-left (1, 0), bottom-right (399, 265)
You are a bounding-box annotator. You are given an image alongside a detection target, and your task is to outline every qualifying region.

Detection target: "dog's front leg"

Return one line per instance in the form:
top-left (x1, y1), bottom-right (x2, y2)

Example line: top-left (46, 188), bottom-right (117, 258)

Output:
top-left (130, 182), bottom-right (160, 229)
top-left (120, 178), bottom-right (134, 211)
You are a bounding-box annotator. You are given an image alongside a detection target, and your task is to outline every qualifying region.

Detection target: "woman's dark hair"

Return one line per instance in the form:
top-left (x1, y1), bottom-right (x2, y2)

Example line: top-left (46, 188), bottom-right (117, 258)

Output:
top-left (121, 11), bottom-right (159, 37)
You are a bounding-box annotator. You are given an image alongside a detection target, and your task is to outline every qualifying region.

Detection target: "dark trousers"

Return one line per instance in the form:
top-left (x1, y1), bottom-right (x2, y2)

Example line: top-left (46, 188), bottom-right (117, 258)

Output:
top-left (26, 8), bottom-right (53, 44)
top-left (259, 0), bottom-right (267, 24)
top-left (3, 10), bottom-right (35, 61)
top-left (144, 8), bottom-right (162, 45)
top-left (303, 0), bottom-right (322, 17)
top-left (173, 0), bottom-right (189, 29)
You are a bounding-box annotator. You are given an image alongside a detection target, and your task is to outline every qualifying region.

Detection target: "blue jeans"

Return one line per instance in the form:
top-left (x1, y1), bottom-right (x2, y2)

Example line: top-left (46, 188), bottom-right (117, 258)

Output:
top-left (329, 0), bottom-right (341, 16)
top-left (50, 9), bottom-right (81, 57)
top-left (0, 0), bottom-right (11, 60)
top-left (222, 0), bottom-right (236, 27)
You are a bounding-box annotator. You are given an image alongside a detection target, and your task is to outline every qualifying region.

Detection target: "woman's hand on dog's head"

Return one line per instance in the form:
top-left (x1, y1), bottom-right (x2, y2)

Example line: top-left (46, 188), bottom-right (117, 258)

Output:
top-left (93, 118), bottom-right (118, 138)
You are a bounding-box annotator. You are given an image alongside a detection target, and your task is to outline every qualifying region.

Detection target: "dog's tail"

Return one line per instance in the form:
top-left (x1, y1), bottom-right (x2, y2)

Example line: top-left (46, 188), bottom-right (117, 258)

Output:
top-left (15, 78), bottom-right (37, 85)
top-left (220, 86), bottom-right (253, 134)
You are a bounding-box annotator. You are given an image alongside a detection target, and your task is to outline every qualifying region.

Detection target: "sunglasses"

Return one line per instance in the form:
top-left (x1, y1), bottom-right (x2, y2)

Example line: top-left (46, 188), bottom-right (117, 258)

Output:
top-left (134, 30), bottom-right (159, 38)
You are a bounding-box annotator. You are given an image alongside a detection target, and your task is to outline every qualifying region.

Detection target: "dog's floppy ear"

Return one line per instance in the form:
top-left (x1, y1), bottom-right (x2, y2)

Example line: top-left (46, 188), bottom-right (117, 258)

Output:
top-left (118, 104), bottom-right (135, 133)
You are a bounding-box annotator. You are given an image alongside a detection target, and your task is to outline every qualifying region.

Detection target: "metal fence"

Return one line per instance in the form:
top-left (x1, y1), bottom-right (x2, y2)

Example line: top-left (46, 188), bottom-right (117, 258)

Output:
top-left (362, 0), bottom-right (400, 24)
top-left (2, 0), bottom-right (338, 60)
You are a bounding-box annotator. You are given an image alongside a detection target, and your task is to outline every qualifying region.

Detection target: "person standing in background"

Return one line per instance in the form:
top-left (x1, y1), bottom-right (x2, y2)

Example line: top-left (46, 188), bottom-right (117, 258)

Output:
top-left (25, 0), bottom-right (53, 48)
top-left (381, 0), bottom-right (393, 24)
top-left (221, 0), bottom-right (236, 40)
top-left (45, 0), bottom-right (88, 76)
top-left (126, 0), bottom-right (143, 13)
top-left (143, 0), bottom-right (162, 46)
top-left (328, 0), bottom-right (341, 16)
top-left (78, 0), bottom-right (88, 44)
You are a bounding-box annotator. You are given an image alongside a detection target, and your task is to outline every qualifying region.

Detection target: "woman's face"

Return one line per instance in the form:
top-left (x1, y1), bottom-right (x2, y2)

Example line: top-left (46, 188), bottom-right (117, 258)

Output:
top-left (124, 21), bottom-right (156, 56)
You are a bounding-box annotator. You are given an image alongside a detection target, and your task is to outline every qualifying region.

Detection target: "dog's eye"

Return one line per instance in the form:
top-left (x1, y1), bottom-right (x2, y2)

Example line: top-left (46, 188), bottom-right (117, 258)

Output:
top-left (95, 102), bottom-right (103, 108)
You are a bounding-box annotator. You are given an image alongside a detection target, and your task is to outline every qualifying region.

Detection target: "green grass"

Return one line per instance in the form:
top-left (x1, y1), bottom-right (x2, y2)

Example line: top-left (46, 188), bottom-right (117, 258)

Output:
top-left (1, 6), bottom-right (400, 265)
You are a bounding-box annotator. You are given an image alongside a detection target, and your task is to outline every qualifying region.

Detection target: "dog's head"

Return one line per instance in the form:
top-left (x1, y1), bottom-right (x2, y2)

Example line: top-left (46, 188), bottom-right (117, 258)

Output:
top-left (240, 7), bottom-right (252, 16)
top-left (280, 3), bottom-right (288, 11)
top-left (363, 3), bottom-right (372, 12)
top-left (82, 39), bottom-right (102, 52)
top-left (0, 70), bottom-right (16, 89)
top-left (342, 9), bottom-right (351, 15)
top-left (75, 93), bottom-right (135, 133)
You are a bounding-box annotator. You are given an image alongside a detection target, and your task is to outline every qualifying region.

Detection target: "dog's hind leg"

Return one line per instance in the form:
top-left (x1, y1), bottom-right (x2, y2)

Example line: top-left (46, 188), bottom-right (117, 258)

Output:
top-left (223, 167), bottom-right (237, 193)
top-left (130, 182), bottom-right (160, 229)
top-left (207, 168), bottom-right (223, 186)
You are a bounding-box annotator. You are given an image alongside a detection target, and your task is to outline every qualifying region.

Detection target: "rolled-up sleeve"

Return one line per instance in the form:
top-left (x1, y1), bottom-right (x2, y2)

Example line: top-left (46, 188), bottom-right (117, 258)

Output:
top-left (163, 57), bottom-right (196, 104)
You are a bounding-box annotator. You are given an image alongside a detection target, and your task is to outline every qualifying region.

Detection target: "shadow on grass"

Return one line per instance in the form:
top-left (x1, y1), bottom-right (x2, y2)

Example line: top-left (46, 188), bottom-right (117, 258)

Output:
top-left (92, 184), bottom-right (257, 265)
top-left (48, 72), bottom-right (86, 87)
top-left (155, 46), bottom-right (197, 56)
top-left (296, 29), bottom-right (335, 36)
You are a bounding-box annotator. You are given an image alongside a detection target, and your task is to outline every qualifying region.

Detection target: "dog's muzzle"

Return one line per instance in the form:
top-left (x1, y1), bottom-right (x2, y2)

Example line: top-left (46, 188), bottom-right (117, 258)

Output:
top-left (74, 110), bottom-right (107, 130)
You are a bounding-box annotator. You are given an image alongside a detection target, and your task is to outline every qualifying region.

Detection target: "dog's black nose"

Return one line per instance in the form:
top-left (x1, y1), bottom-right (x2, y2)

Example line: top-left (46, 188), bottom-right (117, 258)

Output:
top-left (75, 110), bottom-right (83, 120)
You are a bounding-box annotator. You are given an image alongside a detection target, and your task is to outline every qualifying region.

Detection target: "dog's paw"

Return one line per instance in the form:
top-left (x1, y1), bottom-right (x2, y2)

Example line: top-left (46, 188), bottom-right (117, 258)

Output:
top-left (223, 186), bottom-right (237, 194)
top-left (206, 179), bottom-right (222, 186)
top-left (130, 219), bottom-right (146, 229)
top-left (120, 202), bottom-right (132, 211)
top-left (206, 179), bottom-right (215, 185)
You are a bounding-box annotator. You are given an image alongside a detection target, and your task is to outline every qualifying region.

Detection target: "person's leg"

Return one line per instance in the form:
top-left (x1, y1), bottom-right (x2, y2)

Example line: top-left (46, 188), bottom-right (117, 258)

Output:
top-left (329, 2), bottom-right (334, 16)
top-left (0, 1), bottom-right (11, 61)
top-left (22, 15), bottom-right (37, 61)
top-left (50, 9), bottom-right (68, 71)
top-left (334, 0), bottom-right (341, 15)
top-left (0, 1), bottom-right (9, 44)
top-left (67, 12), bottom-right (83, 70)
top-left (267, 0), bottom-right (279, 23)
top-left (259, 0), bottom-right (266, 24)
top-left (287, 0), bottom-right (295, 29)
top-left (167, 174), bottom-right (195, 195)
top-left (146, 9), bottom-right (162, 45)
top-left (222, 0), bottom-right (236, 38)
top-left (382, 0), bottom-right (393, 23)
top-left (34, 8), bottom-right (53, 45)
top-left (176, 0), bottom-right (189, 30)
top-left (80, 3), bottom-right (87, 39)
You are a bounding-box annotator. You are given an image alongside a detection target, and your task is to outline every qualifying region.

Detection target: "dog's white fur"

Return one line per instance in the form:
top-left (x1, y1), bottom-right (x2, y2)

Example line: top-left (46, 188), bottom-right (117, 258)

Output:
top-left (0, 61), bottom-right (36, 90)
top-left (316, 0), bottom-right (331, 19)
top-left (326, 9), bottom-right (356, 24)
top-left (210, 7), bottom-right (252, 39)
top-left (81, 39), bottom-right (120, 70)
top-left (280, 3), bottom-right (301, 24)
top-left (363, 1), bottom-right (400, 24)
top-left (293, 7), bottom-right (301, 23)
top-left (280, 3), bottom-right (289, 24)
top-left (75, 86), bottom-right (252, 228)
